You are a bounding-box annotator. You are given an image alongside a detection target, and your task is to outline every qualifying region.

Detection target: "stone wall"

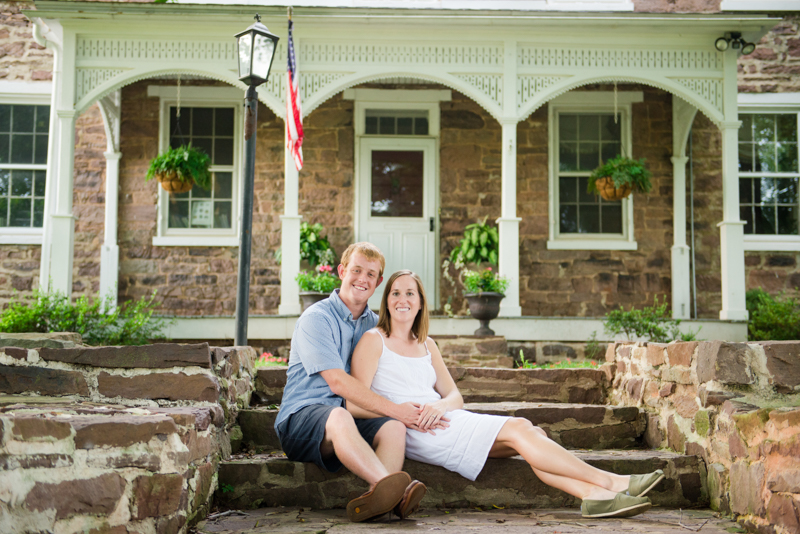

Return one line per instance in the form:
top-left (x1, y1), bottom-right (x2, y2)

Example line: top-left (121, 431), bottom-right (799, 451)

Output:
top-left (0, 334), bottom-right (256, 533)
top-left (606, 340), bottom-right (800, 534)
top-left (739, 16), bottom-right (800, 94)
top-left (0, 2), bottom-right (52, 82)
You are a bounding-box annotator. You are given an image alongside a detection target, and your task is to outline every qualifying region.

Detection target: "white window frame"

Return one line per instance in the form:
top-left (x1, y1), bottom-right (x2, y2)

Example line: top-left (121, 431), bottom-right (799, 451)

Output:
top-left (547, 91), bottom-right (643, 251)
top-left (0, 81), bottom-right (52, 245)
top-left (738, 93), bottom-right (800, 252)
top-left (148, 85), bottom-right (243, 247)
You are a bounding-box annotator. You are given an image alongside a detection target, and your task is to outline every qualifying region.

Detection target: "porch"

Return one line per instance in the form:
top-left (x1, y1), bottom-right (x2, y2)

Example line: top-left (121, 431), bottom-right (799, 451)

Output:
top-left (26, 2), bottom-right (779, 326)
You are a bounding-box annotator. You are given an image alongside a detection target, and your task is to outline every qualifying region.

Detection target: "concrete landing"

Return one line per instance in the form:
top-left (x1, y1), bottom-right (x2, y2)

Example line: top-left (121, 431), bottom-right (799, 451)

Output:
top-left (196, 506), bottom-right (744, 534)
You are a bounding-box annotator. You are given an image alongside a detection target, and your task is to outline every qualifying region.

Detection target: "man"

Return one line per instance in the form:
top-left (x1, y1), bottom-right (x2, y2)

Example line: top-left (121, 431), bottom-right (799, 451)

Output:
top-left (275, 242), bottom-right (427, 522)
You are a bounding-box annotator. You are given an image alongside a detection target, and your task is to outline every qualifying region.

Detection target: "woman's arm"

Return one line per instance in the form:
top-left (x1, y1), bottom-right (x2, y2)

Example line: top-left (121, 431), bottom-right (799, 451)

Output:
top-left (417, 337), bottom-right (464, 430)
top-left (345, 330), bottom-right (393, 419)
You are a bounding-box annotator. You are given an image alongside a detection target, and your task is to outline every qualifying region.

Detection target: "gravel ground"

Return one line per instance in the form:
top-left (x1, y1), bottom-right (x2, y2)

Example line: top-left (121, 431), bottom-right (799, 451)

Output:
top-left (194, 506), bottom-right (746, 534)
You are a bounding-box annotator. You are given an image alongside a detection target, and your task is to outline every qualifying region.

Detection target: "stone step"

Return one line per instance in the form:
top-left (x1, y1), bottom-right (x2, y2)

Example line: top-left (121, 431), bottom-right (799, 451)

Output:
top-left (217, 450), bottom-right (706, 511)
top-left (253, 366), bottom-right (611, 405)
top-left (238, 401), bottom-right (645, 452)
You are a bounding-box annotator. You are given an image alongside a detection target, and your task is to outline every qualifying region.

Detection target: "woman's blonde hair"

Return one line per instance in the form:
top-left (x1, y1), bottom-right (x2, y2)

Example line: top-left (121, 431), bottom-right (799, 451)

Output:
top-left (377, 270), bottom-right (429, 343)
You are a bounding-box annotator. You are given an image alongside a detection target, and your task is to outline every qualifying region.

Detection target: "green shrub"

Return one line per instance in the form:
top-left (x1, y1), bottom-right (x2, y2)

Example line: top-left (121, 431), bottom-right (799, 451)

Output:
top-left (746, 288), bottom-right (800, 341)
top-left (449, 217), bottom-right (499, 266)
top-left (276, 222), bottom-right (337, 268)
top-left (295, 265), bottom-right (341, 293)
top-left (603, 296), bottom-right (699, 343)
top-left (0, 290), bottom-right (170, 346)
top-left (462, 267), bottom-right (509, 294)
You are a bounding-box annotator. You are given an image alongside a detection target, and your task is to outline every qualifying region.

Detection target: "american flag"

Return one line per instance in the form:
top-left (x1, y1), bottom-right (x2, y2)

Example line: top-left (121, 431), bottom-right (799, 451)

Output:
top-left (286, 18), bottom-right (303, 171)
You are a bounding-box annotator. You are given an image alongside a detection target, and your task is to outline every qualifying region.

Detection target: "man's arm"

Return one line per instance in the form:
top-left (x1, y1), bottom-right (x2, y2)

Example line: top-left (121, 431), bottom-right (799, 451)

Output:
top-left (321, 368), bottom-right (421, 427)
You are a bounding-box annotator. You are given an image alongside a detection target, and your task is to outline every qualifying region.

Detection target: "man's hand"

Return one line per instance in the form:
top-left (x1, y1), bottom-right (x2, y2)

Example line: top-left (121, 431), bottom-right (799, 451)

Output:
top-left (408, 420), bottom-right (450, 435)
top-left (391, 401), bottom-right (422, 427)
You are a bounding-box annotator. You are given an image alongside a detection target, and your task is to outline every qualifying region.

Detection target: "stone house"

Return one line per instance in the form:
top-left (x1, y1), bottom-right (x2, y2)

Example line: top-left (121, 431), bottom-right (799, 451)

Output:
top-left (0, 0), bottom-right (798, 346)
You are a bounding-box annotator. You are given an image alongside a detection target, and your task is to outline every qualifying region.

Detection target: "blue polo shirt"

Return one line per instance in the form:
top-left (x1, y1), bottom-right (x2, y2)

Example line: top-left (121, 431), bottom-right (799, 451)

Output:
top-left (275, 289), bottom-right (378, 429)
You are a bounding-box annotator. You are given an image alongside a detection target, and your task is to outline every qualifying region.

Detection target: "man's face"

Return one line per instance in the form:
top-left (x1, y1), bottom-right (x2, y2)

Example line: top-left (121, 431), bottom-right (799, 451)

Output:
top-left (337, 252), bottom-right (383, 309)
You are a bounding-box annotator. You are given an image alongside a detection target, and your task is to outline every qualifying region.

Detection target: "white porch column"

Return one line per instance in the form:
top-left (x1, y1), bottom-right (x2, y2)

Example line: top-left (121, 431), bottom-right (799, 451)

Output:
top-left (46, 109), bottom-right (77, 295)
top-left (670, 156), bottom-right (691, 319)
top-left (278, 144), bottom-right (302, 315)
top-left (718, 51), bottom-right (748, 321)
top-left (670, 96), bottom-right (697, 320)
top-left (498, 120), bottom-right (522, 317)
top-left (98, 92), bottom-right (121, 306)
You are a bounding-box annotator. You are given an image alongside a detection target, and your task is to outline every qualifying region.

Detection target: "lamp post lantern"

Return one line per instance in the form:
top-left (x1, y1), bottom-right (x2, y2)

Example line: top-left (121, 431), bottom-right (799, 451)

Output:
top-left (234, 15), bottom-right (279, 347)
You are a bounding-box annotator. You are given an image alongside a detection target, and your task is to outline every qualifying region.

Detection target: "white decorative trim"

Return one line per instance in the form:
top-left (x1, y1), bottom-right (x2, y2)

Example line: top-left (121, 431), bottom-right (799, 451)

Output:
top-left (517, 46), bottom-right (722, 72)
top-left (744, 236), bottom-right (800, 252)
top-left (76, 68), bottom-right (126, 105)
top-left (738, 93), bottom-right (800, 112)
top-left (0, 81), bottom-right (52, 103)
top-left (0, 229), bottom-right (43, 245)
top-left (549, 91), bottom-right (644, 106)
top-left (152, 236), bottom-right (238, 248)
top-left (343, 88), bottom-right (452, 103)
top-left (671, 78), bottom-right (722, 117)
top-left (721, 0), bottom-right (800, 10)
top-left (172, 0), bottom-right (635, 11)
top-left (147, 86), bottom-right (244, 100)
top-left (517, 75), bottom-right (568, 113)
top-left (454, 74), bottom-right (503, 108)
top-left (547, 238), bottom-right (638, 251)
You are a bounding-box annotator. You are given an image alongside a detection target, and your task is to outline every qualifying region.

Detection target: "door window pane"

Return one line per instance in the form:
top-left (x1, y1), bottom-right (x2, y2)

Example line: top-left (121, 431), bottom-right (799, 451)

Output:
top-left (370, 150), bottom-right (424, 218)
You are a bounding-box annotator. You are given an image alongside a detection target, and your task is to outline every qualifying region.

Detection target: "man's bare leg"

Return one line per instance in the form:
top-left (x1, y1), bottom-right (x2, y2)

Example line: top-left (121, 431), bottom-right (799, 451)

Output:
top-left (321, 407), bottom-right (398, 484)
top-left (372, 419), bottom-right (407, 473)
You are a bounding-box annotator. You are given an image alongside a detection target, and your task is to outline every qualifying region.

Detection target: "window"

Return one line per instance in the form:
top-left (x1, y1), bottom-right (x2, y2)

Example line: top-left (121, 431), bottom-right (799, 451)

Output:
top-left (0, 104), bottom-right (49, 233)
top-left (738, 114), bottom-right (799, 237)
top-left (547, 91), bottom-right (642, 250)
top-left (364, 110), bottom-right (428, 136)
top-left (557, 114), bottom-right (623, 235)
top-left (148, 85), bottom-right (242, 247)
top-left (166, 107), bottom-right (235, 230)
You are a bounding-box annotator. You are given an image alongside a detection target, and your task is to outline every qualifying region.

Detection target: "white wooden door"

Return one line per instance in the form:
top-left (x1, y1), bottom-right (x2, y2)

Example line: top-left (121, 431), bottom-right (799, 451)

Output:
top-left (357, 137), bottom-right (437, 310)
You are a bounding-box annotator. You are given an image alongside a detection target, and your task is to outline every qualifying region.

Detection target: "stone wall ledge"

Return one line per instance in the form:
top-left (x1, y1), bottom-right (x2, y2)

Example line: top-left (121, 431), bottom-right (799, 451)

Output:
top-left (606, 340), bottom-right (800, 534)
top-left (253, 366), bottom-right (610, 405)
top-left (0, 401), bottom-right (228, 533)
top-left (38, 343), bottom-right (213, 369)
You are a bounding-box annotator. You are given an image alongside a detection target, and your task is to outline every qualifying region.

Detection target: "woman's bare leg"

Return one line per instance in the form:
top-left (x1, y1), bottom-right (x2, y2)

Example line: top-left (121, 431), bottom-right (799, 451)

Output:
top-left (489, 418), bottom-right (631, 499)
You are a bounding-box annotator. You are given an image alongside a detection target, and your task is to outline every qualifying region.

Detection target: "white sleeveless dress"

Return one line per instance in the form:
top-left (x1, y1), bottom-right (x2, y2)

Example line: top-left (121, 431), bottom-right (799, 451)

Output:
top-left (369, 331), bottom-right (509, 481)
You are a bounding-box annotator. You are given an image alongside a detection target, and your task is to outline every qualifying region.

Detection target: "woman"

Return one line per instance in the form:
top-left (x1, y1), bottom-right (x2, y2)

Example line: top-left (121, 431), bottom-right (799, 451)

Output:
top-left (347, 270), bottom-right (664, 519)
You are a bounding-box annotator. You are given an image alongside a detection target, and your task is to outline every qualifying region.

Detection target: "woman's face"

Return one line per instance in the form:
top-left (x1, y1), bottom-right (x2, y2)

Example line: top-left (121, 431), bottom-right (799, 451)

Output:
top-left (386, 275), bottom-right (422, 322)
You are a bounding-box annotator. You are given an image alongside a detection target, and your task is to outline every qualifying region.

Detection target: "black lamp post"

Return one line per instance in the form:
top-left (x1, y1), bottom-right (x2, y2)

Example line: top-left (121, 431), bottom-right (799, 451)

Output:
top-left (234, 15), bottom-right (279, 346)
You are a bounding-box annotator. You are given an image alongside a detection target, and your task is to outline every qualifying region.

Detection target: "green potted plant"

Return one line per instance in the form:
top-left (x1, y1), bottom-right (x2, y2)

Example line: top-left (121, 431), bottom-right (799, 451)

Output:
top-left (588, 155), bottom-right (652, 201)
top-left (275, 222), bottom-right (338, 269)
top-left (461, 267), bottom-right (509, 336)
top-left (296, 264), bottom-right (341, 311)
top-left (443, 218), bottom-right (508, 335)
top-left (146, 144), bottom-right (212, 194)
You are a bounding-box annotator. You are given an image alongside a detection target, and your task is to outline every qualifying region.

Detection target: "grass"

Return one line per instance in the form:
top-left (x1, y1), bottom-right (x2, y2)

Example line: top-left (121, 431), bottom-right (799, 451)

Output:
top-left (518, 351), bottom-right (601, 370)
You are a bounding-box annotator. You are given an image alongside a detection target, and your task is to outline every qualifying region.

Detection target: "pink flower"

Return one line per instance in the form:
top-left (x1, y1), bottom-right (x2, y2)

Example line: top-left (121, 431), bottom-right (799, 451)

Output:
top-left (317, 264), bottom-right (333, 274)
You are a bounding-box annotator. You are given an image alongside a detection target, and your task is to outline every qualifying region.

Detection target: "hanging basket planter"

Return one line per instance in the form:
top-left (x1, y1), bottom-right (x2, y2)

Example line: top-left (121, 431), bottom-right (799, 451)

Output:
top-left (593, 176), bottom-right (632, 201)
top-left (588, 155), bottom-right (653, 201)
top-left (145, 144), bottom-right (212, 195)
top-left (156, 171), bottom-right (194, 194)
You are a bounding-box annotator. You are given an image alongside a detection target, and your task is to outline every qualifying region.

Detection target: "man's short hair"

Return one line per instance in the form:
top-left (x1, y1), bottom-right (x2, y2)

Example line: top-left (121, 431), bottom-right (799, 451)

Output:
top-left (340, 242), bottom-right (386, 278)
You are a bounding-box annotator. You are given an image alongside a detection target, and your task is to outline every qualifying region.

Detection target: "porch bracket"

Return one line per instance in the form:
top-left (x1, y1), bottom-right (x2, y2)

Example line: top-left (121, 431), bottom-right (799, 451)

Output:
top-left (98, 92), bottom-right (121, 307)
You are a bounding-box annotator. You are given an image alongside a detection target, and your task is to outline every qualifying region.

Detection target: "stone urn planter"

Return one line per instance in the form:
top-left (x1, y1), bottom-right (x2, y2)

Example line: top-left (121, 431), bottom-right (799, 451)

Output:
top-left (299, 291), bottom-right (329, 312)
top-left (464, 292), bottom-right (505, 336)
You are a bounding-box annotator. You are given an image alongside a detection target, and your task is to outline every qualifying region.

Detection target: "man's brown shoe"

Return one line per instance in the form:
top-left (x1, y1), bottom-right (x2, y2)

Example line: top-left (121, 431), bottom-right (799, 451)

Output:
top-left (346, 472), bottom-right (411, 522)
top-left (393, 480), bottom-right (426, 519)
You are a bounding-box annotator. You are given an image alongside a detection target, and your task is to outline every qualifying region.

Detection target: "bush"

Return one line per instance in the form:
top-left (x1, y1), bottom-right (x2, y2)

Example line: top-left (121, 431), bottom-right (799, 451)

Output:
top-left (0, 290), bottom-right (170, 346)
top-left (449, 217), bottom-right (500, 266)
top-left (462, 267), bottom-right (509, 294)
top-left (276, 222), bottom-right (337, 268)
top-left (603, 296), bottom-right (699, 343)
top-left (295, 265), bottom-right (341, 293)
top-left (746, 288), bottom-right (800, 341)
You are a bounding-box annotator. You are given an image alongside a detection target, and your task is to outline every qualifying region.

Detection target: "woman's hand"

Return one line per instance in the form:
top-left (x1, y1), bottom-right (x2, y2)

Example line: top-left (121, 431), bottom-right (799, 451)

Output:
top-left (417, 400), bottom-right (448, 431)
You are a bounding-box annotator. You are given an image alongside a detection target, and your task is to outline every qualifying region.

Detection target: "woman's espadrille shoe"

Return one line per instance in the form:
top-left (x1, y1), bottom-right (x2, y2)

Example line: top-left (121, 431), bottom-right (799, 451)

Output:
top-left (581, 493), bottom-right (652, 519)
top-left (627, 469), bottom-right (665, 497)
